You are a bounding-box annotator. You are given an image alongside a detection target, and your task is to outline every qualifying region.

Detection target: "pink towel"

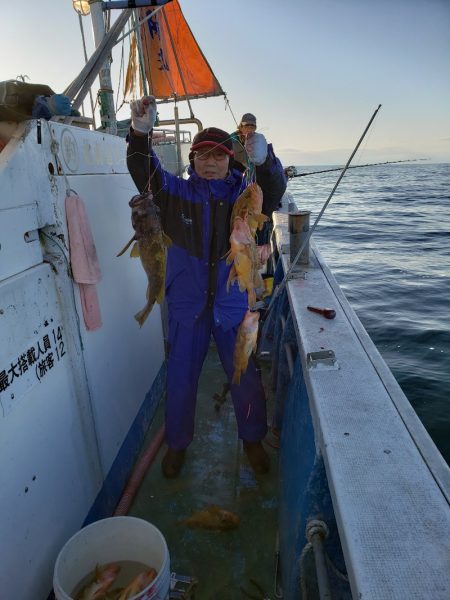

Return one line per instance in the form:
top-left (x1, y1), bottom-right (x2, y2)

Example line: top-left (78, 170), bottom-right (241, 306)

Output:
top-left (65, 194), bottom-right (102, 331)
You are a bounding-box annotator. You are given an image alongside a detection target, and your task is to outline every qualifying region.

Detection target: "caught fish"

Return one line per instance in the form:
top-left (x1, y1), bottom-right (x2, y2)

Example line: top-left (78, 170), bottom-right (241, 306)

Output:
top-left (117, 568), bottom-right (158, 600)
top-left (226, 185), bottom-right (269, 307)
top-left (256, 243), bottom-right (272, 267)
top-left (117, 192), bottom-right (171, 327)
top-left (226, 216), bottom-right (253, 262)
top-left (231, 182), bottom-right (268, 237)
top-left (226, 217), bottom-right (262, 308)
top-left (232, 310), bottom-right (260, 385)
top-left (182, 505), bottom-right (239, 531)
top-left (75, 563), bottom-right (120, 600)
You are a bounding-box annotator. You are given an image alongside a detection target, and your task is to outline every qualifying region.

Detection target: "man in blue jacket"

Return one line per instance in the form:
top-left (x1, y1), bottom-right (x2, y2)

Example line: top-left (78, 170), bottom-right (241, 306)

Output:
top-left (127, 96), bottom-right (286, 478)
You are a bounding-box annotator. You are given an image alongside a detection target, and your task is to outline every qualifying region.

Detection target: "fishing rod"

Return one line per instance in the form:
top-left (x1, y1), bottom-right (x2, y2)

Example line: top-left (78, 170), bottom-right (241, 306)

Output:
top-left (261, 104), bottom-right (382, 322)
top-left (291, 157), bottom-right (428, 178)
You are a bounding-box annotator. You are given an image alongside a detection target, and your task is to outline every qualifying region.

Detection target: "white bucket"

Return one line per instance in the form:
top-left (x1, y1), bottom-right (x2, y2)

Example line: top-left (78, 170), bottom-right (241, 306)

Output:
top-left (53, 516), bottom-right (170, 600)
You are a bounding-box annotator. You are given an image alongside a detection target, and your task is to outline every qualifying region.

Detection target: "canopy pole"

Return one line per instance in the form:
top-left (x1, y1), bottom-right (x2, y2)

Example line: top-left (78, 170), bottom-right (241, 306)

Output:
top-left (77, 14), bottom-right (97, 128)
top-left (174, 105), bottom-right (183, 176)
top-left (65, 7), bottom-right (166, 114)
top-left (89, 0), bottom-right (117, 134)
top-left (132, 10), bottom-right (149, 96)
top-left (64, 10), bottom-right (131, 105)
top-left (161, 8), bottom-right (195, 119)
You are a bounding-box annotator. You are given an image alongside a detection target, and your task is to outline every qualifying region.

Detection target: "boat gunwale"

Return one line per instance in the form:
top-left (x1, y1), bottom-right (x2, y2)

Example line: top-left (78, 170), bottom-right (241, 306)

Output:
top-left (271, 206), bottom-right (450, 598)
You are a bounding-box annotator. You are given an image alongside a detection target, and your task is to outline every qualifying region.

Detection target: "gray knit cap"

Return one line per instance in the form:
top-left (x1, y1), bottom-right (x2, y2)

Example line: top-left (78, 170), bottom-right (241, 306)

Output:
top-left (240, 113), bottom-right (257, 126)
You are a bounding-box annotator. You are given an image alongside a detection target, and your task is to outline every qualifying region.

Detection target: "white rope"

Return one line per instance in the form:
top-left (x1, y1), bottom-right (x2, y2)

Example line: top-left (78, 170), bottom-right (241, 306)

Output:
top-left (326, 554), bottom-right (349, 583)
top-left (298, 531), bottom-right (349, 598)
top-left (299, 542), bottom-right (313, 599)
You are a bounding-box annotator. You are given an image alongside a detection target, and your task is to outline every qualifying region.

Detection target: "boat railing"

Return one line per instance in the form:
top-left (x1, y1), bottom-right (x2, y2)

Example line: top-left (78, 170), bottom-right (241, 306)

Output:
top-left (267, 199), bottom-right (450, 599)
top-left (152, 128), bottom-right (192, 146)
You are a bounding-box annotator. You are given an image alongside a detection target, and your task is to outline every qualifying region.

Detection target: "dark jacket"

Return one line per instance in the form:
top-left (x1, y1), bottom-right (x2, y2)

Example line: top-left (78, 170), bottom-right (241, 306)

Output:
top-left (126, 130), bottom-right (286, 329)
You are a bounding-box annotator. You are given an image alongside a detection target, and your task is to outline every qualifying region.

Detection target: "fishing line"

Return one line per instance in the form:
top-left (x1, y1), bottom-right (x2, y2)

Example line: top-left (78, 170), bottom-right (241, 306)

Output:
top-left (261, 104), bottom-right (383, 322)
top-left (224, 93), bottom-right (239, 128)
top-left (124, 148), bottom-right (171, 201)
top-left (40, 229), bottom-right (84, 353)
top-left (127, 128), bottom-right (259, 207)
top-left (292, 158), bottom-right (427, 179)
top-left (352, 109), bottom-right (379, 165)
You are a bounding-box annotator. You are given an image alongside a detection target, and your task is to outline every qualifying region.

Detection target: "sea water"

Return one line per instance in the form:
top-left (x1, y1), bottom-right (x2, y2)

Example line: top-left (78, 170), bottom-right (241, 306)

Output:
top-left (289, 162), bottom-right (450, 465)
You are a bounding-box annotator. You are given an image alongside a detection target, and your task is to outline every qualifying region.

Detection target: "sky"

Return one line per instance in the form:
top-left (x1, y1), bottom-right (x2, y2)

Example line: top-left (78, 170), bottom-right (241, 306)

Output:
top-left (2, 0), bottom-right (449, 165)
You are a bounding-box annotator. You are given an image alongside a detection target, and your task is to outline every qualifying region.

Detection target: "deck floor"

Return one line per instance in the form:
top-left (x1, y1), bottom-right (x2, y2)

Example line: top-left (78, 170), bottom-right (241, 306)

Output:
top-left (129, 344), bottom-right (280, 600)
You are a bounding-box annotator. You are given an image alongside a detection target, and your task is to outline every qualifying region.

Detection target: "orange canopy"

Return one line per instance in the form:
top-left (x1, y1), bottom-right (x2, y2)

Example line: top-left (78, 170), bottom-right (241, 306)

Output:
top-left (138, 0), bottom-right (224, 101)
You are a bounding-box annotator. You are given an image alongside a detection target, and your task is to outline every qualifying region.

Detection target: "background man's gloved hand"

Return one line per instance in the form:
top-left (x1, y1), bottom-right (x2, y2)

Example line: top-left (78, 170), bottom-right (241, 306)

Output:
top-left (245, 132), bottom-right (268, 165)
top-left (130, 95), bottom-right (157, 134)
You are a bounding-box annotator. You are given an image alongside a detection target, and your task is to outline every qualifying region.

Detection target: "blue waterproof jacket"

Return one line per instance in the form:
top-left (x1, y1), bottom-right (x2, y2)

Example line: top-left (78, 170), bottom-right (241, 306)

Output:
top-left (126, 130), bottom-right (287, 330)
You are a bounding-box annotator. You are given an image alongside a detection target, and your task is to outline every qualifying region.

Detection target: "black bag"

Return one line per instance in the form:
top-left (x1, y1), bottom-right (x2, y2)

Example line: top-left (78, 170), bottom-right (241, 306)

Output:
top-left (0, 80), bottom-right (55, 122)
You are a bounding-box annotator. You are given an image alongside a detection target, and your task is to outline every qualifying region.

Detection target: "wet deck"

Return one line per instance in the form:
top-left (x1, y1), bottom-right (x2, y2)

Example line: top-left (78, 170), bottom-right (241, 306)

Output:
top-left (128, 344), bottom-right (280, 600)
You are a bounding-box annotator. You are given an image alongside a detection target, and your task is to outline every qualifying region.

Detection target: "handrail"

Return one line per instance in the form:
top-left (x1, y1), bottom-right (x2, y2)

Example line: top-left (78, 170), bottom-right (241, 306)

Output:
top-left (157, 117), bottom-right (203, 132)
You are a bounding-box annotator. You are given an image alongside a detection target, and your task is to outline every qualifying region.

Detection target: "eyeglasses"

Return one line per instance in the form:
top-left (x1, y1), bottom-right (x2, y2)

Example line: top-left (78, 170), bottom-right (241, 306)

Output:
top-left (193, 149), bottom-right (229, 161)
top-left (241, 123), bottom-right (256, 128)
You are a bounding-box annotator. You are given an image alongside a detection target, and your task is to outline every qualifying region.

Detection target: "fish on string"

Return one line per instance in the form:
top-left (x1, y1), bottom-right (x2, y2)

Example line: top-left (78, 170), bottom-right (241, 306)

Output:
top-left (230, 182), bottom-right (268, 237)
top-left (232, 309), bottom-right (260, 385)
top-left (226, 216), bottom-right (261, 308)
top-left (117, 191), bottom-right (171, 327)
top-left (226, 183), bottom-right (269, 308)
top-left (225, 183), bottom-right (271, 384)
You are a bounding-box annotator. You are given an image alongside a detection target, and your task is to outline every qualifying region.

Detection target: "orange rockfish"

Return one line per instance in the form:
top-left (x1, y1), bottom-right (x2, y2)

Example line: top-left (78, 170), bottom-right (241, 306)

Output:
top-left (226, 217), bottom-right (258, 307)
top-left (256, 243), bottom-right (272, 268)
top-left (232, 310), bottom-right (260, 385)
top-left (226, 185), bottom-right (268, 307)
top-left (117, 568), bottom-right (158, 600)
top-left (118, 192), bottom-right (171, 327)
top-left (75, 563), bottom-right (120, 600)
top-left (182, 505), bottom-right (239, 531)
top-left (231, 182), bottom-right (268, 237)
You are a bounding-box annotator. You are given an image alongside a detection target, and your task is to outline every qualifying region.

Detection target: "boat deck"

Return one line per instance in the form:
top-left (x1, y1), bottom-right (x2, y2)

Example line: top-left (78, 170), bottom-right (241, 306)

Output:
top-left (128, 345), bottom-right (280, 600)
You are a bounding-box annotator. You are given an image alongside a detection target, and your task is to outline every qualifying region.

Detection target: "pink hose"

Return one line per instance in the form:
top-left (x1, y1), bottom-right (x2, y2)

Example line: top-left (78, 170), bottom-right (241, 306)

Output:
top-left (114, 424), bottom-right (166, 516)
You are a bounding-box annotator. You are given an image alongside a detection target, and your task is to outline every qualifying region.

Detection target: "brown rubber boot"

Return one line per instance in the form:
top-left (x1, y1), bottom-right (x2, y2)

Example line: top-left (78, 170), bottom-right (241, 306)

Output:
top-left (243, 441), bottom-right (270, 474)
top-left (161, 447), bottom-right (186, 478)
